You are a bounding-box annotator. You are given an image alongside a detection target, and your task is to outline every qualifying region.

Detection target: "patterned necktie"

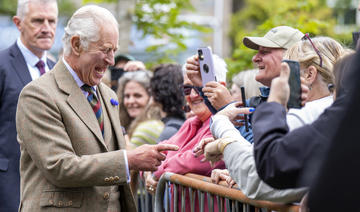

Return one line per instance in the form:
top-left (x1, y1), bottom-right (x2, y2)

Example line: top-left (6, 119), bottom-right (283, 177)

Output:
top-left (81, 84), bottom-right (104, 137)
top-left (36, 60), bottom-right (46, 76)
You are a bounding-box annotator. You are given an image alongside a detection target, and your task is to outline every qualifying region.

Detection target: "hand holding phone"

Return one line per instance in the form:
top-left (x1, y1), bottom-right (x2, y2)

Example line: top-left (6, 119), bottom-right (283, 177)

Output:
top-left (198, 47), bottom-right (216, 86)
top-left (282, 59), bottom-right (302, 109)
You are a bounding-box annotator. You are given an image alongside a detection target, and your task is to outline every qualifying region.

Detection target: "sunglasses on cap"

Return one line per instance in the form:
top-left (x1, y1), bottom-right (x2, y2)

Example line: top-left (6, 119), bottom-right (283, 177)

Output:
top-left (180, 85), bottom-right (202, 96)
top-left (303, 33), bottom-right (323, 67)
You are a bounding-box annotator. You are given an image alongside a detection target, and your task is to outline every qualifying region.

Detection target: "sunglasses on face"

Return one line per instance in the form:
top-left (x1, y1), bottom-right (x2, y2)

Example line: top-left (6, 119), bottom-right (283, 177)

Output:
top-left (180, 85), bottom-right (202, 96)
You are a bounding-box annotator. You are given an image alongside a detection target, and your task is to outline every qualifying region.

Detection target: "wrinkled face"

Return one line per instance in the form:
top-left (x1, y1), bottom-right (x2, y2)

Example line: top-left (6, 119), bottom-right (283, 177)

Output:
top-left (183, 74), bottom-right (211, 122)
top-left (123, 81), bottom-right (150, 118)
top-left (16, 2), bottom-right (58, 56)
top-left (252, 47), bottom-right (284, 87)
top-left (230, 84), bottom-right (242, 102)
top-left (75, 26), bottom-right (118, 86)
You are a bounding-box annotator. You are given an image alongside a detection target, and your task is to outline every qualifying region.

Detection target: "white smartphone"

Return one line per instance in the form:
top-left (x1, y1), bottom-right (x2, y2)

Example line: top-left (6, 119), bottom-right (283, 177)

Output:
top-left (198, 47), bottom-right (216, 86)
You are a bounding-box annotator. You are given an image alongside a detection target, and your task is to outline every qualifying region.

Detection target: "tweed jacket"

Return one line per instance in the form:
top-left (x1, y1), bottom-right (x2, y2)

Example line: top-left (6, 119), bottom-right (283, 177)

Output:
top-left (16, 60), bottom-right (136, 211)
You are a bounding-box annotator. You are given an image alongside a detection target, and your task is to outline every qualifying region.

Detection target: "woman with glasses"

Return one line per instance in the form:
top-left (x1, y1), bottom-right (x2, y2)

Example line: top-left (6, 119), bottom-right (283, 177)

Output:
top-left (285, 36), bottom-right (348, 130)
top-left (144, 55), bottom-right (228, 211)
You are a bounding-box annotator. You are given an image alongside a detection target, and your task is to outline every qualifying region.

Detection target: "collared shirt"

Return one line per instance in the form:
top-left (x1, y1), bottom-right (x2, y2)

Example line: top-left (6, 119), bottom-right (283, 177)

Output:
top-left (17, 38), bottom-right (50, 80)
top-left (63, 57), bottom-right (130, 183)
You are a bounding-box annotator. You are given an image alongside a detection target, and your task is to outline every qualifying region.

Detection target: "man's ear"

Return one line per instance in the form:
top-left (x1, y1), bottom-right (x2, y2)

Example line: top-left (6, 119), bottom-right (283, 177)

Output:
top-left (219, 81), bottom-right (227, 86)
top-left (70, 36), bottom-right (82, 56)
top-left (13, 16), bottom-right (22, 31)
top-left (303, 65), bottom-right (317, 85)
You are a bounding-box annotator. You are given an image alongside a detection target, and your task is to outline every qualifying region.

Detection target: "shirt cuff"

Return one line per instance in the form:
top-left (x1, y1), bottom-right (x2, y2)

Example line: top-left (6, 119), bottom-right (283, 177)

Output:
top-left (123, 150), bottom-right (131, 183)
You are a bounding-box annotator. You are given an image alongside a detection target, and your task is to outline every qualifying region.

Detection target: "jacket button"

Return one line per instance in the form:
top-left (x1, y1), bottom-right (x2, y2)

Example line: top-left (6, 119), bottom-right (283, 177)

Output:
top-left (103, 192), bottom-right (110, 200)
top-left (105, 177), bottom-right (110, 182)
top-left (109, 176), bottom-right (114, 182)
top-left (114, 176), bottom-right (120, 181)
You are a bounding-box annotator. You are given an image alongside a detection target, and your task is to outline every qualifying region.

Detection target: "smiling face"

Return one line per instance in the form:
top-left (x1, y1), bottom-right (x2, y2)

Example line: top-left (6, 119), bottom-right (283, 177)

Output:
top-left (13, 1), bottom-right (58, 58)
top-left (123, 81), bottom-right (150, 118)
top-left (252, 46), bottom-right (285, 87)
top-left (74, 26), bottom-right (118, 86)
top-left (183, 74), bottom-right (211, 122)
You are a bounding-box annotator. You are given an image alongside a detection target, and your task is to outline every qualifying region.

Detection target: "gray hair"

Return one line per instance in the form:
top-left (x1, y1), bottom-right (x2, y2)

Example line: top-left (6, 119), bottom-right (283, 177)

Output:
top-left (62, 5), bottom-right (118, 56)
top-left (232, 69), bottom-right (263, 98)
top-left (16, 0), bottom-right (58, 20)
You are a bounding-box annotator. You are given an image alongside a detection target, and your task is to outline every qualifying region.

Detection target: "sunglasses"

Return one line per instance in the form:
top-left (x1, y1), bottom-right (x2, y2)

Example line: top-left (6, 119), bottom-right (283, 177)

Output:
top-left (303, 33), bottom-right (323, 67)
top-left (180, 85), bottom-right (202, 96)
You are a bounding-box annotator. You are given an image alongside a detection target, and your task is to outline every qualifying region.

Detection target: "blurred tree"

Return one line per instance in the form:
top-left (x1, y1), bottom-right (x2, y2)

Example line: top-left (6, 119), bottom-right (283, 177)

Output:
top-left (227, 0), bottom-right (353, 81)
top-left (84, 0), bottom-right (211, 65)
top-left (0, 0), bottom-right (77, 17)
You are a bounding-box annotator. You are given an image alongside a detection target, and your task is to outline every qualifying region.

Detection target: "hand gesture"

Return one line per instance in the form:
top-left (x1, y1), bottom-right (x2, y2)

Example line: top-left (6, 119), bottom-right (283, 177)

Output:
top-left (127, 144), bottom-right (179, 171)
top-left (193, 137), bottom-right (215, 157)
top-left (215, 102), bottom-right (254, 126)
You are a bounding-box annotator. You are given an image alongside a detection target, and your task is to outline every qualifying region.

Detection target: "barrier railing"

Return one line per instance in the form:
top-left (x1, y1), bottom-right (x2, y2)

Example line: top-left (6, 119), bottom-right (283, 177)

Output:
top-left (154, 172), bottom-right (300, 212)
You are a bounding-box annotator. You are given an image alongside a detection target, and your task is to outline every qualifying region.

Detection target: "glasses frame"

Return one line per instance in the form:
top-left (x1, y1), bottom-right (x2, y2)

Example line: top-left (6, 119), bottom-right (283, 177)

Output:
top-left (303, 33), bottom-right (323, 67)
top-left (180, 84), bottom-right (202, 96)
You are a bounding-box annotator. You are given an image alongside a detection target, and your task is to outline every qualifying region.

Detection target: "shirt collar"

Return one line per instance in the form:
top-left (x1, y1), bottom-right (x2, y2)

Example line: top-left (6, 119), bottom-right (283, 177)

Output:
top-left (17, 38), bottom-right (47, 68)
top-left (62, 57), bottom-right (97, 92)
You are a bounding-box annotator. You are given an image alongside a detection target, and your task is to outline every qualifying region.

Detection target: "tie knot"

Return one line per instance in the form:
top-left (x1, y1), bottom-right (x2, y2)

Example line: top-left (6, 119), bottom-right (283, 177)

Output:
top-left (36, 60), bottom-right (45, 69)
top-left (82, 84), bottom-right (94, 93)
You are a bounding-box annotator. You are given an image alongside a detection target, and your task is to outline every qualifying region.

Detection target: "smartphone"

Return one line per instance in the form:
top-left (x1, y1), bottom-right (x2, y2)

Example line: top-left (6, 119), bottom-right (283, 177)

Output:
top-left (282, 59), bottom-right (302, 109)
top-left (198, 47), bottom-right (216, 86)
top-left (240, 86), bottom-right (249, 132)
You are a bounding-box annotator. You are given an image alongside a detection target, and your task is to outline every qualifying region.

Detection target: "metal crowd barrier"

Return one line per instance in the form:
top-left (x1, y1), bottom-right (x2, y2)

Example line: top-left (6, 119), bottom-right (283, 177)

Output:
top-left (153, 172), bottom-right (300, 212)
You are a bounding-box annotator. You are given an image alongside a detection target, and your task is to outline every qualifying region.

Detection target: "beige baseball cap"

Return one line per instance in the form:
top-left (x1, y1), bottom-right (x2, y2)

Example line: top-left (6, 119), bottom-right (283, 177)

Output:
top-left (243, 26), bottom-right (304, 50)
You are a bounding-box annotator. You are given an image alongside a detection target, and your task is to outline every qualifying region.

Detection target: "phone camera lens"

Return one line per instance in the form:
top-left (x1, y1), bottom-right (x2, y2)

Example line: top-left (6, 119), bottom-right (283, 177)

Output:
top-left (203, 64), bottom-right (209, 73)
top-left (198, 50), bottom-right (204, 60)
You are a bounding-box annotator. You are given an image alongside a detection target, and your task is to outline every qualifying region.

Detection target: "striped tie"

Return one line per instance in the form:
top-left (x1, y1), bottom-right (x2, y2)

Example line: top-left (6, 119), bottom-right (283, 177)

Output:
top-left (82, 84), bottom-right (104, 136)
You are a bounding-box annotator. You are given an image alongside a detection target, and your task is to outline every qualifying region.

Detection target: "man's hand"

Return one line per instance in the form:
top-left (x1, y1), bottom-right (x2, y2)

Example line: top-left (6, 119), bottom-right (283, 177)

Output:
top-left (267, 62), bottom-right (291, 107)
top-left (211, 169), bottom-right (236, 188)
top-left (203, 139), bottom-right (223, 164)
top-left (203, 82), bottom-right (233, 110)
top-left (268, 62), bottom-right (309, 107)
top-left (127, 144), bottom-right (179, 171)
top-left (123, 61), bottom-right (146, 72)
top-left (185, 55), bottom-right (202, 86)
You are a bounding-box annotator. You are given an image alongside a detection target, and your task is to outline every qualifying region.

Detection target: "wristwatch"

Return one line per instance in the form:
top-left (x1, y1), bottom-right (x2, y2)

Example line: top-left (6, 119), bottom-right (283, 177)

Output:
top-left (219, 137), bottom-right (237, 153)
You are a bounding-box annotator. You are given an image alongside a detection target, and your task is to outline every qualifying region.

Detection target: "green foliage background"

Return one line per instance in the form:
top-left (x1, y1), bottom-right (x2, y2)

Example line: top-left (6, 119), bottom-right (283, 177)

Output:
top-left (226, 0), bottom-right (354, 80)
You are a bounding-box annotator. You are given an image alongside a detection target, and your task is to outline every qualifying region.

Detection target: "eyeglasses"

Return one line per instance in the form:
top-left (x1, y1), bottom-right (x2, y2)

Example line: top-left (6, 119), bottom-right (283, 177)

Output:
top-left (303, 33), bottom-right (323, 67)
top-left (180, 85), bottom-right (202, 96)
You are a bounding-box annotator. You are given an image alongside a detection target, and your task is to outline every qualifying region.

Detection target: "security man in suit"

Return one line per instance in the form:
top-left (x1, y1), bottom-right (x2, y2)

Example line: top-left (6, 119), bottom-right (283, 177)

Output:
top-left (0, 0), bottom-right (58, 211)
top-left (16, 5), bottom-right (178, 211)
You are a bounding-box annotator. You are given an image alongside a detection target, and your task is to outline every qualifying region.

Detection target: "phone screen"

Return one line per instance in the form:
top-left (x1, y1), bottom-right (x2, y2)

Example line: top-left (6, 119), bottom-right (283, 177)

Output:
top-left (282, 60), bottom-right (302, 109)
top-left (198, 47), bottom-right (216, 86)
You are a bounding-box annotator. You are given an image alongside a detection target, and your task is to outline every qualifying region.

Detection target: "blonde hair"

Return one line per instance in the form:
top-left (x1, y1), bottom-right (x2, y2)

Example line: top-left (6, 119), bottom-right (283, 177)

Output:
top-left (284, 36), bottom-right (349, 86)
top-left (232, 69), bottom-right (263, 98)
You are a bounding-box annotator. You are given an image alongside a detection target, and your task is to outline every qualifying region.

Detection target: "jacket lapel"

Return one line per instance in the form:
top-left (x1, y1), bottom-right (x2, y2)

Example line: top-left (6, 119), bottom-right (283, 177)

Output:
top-left (98, 84), bottom-right (125, 150)
top-left (9, 43), bottom-right (32, 86)
top-left (53, 61), bottom-right (108, 150)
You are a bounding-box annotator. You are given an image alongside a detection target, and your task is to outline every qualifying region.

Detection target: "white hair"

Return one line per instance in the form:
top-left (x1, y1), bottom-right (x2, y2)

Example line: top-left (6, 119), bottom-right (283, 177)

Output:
top-left (62, 5), bottom-right (118, 56)
top-left (212, 54), bottom-right (227, 82)
top-left (16, 0), bottom-right (58, 20)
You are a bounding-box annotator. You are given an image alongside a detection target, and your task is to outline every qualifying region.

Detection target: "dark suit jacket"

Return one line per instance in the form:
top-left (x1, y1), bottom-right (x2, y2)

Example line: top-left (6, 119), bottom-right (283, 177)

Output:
top-left (0, 42), bottom-right (55, 212)
top-left (252, 51), bottom-right (356, 190)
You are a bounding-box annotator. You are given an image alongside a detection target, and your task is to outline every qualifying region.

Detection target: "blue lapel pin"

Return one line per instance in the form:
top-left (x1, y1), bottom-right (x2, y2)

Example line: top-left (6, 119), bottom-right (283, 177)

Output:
top-left (110, 98), bottom-right (119, 106)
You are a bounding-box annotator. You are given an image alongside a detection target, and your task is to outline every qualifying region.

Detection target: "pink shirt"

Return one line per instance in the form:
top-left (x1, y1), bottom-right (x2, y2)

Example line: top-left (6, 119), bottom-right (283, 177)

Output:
top-left (153, 116), bottom-right (225, 179)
